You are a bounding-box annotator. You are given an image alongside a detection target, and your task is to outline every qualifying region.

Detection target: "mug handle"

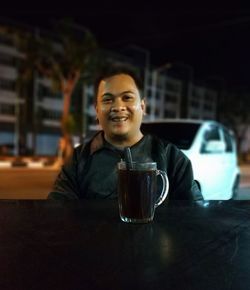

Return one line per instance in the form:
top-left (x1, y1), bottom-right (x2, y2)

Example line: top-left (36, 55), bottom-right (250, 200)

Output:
top-left (155, 170), bottom-right (169, 207)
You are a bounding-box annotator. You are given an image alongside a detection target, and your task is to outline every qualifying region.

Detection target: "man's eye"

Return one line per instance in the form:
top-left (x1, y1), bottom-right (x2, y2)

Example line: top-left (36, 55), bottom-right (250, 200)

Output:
top-left (123, 95), bottom-right (133, 101)
top-left (102, 97), bottom-right (112, 103)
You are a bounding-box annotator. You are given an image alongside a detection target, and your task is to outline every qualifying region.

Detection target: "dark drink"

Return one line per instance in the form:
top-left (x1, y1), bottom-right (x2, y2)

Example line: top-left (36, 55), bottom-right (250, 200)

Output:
top-left (117, 161), bottom-right (169, 223)
top-left (118, 168), bottom-right (157, 223)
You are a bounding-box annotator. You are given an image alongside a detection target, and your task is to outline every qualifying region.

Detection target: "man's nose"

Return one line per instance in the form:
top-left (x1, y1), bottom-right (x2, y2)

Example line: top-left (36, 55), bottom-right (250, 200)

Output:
top-left (110, 98), bottom-right (126, 112)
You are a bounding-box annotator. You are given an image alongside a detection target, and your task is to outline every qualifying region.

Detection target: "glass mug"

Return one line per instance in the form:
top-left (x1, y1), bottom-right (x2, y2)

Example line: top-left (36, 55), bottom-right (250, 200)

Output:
top-left (117, 161), bottom-right (169, 223)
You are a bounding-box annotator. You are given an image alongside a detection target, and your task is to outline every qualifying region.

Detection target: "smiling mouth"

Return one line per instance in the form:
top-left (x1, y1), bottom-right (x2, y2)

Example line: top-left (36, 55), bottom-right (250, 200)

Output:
top-left (110, 116), bottom-right (128, 122)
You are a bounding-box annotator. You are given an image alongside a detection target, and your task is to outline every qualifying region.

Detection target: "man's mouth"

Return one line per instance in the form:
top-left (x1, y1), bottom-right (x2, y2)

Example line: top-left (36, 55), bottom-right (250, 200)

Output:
top-left (110, 116), bottom-right (128, 122)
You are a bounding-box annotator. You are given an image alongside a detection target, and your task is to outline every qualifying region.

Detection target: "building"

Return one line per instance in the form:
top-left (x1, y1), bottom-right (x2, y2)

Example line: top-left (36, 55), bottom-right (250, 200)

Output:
top-left (145, 70), bottom-right (182, 120)
top-left (32, 75), bottom-right (63, 155)
top-left (188, 84), bottom-right (217, 120)
top-left (144, 69), bottom-right (217, 121)
top-left (0, 31), bottom-right (24, 155)
top-left (0, 20), bottom-right (218, 156)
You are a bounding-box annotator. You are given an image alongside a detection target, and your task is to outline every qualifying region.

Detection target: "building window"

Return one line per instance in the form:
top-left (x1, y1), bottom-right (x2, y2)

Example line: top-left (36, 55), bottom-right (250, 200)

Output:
top-left (155, 108), bottom-right (160, 116)
top-left (164, 109), bottom-right (176, 118)
top-left (40, 109), bottom-right (61, 120)
top-left (203, 103), bottom-right (212, 111)
top-left (146, 106), bottom-right (151, 115)
top-left (0, 34), bottom-right (13, 46)
top-left (0, 53), bottom-right (16, 66)
top-left (147, 88), bottom-right (152, 99)
top-left (0, 103), bottom-right (15, 115)
top-left (204, 93), bottom-right (215, 101)
top-left (156, 91), bottom-right (160, 100)
top-left (190, 114), bottom-right (199, 119)
top-left (0, 78), bottom-right (16, 91)
top-left (165, 94), bottom-right (177, 103)
top-left (37, 84), bottom-right (61, 100)
top-left (165, 81), bottom-right (179, 92)
top-left (38, 84), bottom-right (53, 98)
top-left (147, 75), bottom-right (152, 86)
top-left (192, 90), bottom-right (202, 100)
top-left (87, 95), bottom-right (94, 104)
top-left (190, 100), bottom-right (199, 108)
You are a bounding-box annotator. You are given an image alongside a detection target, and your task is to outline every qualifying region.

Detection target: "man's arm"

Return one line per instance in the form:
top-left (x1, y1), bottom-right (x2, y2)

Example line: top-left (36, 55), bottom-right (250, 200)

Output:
top-left (166, 144), bottom-right (203, 201)
top-left (48, 149), bottom-right (80, 200)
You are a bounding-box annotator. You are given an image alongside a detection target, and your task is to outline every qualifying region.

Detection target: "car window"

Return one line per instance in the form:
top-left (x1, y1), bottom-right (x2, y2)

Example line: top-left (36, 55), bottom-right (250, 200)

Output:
top-left (201, 125), bottom-right (221, 153)
top-left (203, 126), bottom-right (220, 141)
top-left (141, 122), bottom-right (201, 149)
top-left (223, 129), bottom-right (233, 152)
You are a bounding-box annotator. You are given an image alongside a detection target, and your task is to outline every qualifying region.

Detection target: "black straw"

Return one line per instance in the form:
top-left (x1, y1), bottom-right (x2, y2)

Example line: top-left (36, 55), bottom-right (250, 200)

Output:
top-left (124, 147), bottom-right (133, 170)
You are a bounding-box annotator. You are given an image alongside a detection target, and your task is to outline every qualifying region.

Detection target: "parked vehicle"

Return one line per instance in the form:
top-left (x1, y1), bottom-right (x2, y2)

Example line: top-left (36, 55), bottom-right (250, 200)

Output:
top-left (141, 119), bottom-right (240, 200)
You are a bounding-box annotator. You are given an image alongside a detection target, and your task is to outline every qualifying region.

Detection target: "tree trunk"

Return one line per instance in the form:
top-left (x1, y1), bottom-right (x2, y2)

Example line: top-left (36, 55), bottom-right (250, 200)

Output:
top-left (59, 72), bottom-right (80, 164)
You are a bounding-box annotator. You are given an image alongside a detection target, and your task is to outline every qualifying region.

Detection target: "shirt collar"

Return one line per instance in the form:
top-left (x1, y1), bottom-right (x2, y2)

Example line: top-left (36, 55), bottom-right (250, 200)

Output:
top-left (89, 130), bottom-right (148, 155)
top-left (90, 131), bottom-right (105, 155)
top-left (90, 131), bottom-right (127, 155)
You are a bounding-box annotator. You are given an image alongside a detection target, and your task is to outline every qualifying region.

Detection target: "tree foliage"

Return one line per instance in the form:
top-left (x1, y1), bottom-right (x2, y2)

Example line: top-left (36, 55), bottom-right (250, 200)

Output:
top-left (0, 19), bottom-right (102, 159)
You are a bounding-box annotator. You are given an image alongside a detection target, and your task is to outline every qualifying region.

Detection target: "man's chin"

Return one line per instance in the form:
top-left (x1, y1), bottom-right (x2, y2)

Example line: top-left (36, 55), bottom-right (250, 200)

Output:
top-left (109, 131), bottom-right (129, 141)
top-left (111, 132), bottom-right (128, 140)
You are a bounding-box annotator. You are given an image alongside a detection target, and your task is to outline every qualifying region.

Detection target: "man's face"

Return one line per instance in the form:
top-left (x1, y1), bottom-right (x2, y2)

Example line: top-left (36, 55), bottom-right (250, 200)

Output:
top-left (95, 74), bottom-right (145, 144)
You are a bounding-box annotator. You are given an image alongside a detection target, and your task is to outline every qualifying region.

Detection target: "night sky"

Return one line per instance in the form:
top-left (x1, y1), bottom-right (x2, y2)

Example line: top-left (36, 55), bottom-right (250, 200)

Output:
top-left (3, 5), bottom-right (250, 88)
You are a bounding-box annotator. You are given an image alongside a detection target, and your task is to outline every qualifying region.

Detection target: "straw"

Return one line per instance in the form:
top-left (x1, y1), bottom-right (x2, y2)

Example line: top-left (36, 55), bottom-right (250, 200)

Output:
top-left (124, 147), bottom-right (133, 170)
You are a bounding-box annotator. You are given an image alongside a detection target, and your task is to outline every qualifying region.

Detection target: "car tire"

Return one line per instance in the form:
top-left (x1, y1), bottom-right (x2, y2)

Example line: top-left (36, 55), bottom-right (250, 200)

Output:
top-left (232, 175), bottom-right (240, 199)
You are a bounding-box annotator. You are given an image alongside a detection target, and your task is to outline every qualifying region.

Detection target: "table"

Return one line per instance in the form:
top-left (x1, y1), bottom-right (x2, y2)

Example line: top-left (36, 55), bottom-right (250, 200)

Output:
top-left (0, 199), bottom-right (250, 290)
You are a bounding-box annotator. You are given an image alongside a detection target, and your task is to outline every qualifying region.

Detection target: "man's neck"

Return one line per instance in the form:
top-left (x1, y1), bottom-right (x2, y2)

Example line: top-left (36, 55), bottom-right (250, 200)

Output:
top-left (104, 132), bottom-right (144, 149)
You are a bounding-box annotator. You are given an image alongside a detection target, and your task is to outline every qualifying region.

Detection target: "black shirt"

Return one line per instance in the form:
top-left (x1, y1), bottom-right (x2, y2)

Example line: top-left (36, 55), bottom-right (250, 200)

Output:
top-left (48, 132), bottom-right (203, 201)
top-left (82, 134), bottom-right (155, 199)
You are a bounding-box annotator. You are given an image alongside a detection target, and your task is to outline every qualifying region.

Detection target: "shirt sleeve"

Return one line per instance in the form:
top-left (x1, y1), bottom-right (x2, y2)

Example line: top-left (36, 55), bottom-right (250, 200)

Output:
top-left (47, 149), bottom-right (80, 200)
top-left (167, 145), bottom-right (203, 201)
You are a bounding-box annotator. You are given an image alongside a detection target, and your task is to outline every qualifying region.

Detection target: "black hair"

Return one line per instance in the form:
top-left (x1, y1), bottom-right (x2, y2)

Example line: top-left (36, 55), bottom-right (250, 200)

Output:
top-left (93, 64), bottom-right (144, 103)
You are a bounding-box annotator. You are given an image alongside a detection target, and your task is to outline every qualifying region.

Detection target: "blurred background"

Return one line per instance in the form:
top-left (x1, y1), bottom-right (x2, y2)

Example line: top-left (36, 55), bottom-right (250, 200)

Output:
top-left (1, 6), bottom-right (250, 199)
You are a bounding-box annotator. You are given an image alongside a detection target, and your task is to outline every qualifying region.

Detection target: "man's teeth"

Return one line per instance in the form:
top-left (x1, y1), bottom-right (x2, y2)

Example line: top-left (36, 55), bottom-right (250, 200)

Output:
top-left (112, 117), bottom-right (127, 122)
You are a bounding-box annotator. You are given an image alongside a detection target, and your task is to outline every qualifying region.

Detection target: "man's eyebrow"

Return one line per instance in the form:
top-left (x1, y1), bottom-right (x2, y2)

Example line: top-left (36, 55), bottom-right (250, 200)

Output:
top-left (120, 90), bottom-right (135, 95)
top-left (101, 91), bottom-right (135, 98)
top-left (101, 93), bottom-right (114, 98)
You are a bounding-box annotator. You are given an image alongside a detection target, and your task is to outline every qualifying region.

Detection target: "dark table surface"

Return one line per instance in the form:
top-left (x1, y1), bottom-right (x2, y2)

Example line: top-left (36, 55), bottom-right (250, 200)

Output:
top-left (0, 199), bottom-right (250, 290)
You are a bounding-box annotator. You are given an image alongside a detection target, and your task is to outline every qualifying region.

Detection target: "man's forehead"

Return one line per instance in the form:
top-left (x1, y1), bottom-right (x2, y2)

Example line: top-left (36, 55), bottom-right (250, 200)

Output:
top-left (98, 74), bottom-right (138, 92)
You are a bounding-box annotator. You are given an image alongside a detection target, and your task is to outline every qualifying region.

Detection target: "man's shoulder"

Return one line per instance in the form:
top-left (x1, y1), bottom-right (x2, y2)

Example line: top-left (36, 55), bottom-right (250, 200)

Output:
top-left (148, 134), bottom-right (179, 150)
top-left (147, 133), bottom-right (189, 161)
top-left (74, 131), bottom-right (104, 158)
top-left (74, 143), bottom-right (88, 154)
top-left (73, 141), bottom-right (91, 161)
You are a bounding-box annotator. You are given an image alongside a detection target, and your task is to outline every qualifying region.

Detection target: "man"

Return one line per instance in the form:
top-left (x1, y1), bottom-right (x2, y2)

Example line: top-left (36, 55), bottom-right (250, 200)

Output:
top-left (48, 65), bottom-right (202, 201)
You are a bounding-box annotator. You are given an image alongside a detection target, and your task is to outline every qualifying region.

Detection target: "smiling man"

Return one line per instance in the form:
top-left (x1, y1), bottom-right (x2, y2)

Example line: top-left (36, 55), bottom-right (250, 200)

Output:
top-left (96, 73), bottom-right (145, 147)
top-left (48, 65), bottom-right (202, 201)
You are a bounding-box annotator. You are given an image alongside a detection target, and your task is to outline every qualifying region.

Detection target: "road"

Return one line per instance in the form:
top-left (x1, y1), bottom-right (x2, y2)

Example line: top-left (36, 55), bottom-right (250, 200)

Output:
top-left (0, 166), bottom-right (250, 200)
top-left (237, 165), bottom-right (250, 200)
top-left (0, 168), bottom-right (59, 199)
top-left (237, 187), bottom-right (250, 200)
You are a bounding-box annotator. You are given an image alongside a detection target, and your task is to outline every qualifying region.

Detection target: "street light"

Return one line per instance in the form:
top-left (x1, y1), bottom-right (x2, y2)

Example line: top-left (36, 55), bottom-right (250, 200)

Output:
top-left (204, 76), bottom-right (226, 121)
top-left (150, 62), bottom-right (172, 120)
top-left (122, 44), bottom-right (150, 98)
top-left (152, 62), bottom-right (173, 90)
top-left (152, 61), bottom-right (194, 119)
top-left (173, 62), bottom-right (194, 81)
top-left (167, 62), bottom-right (194, 118)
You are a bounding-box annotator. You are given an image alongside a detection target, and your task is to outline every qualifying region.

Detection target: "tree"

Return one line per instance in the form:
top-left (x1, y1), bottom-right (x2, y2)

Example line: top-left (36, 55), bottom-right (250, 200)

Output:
top-left (219, 87), bottom-right (250, 159)
top-left (1, 19), bottom-right (100, 161)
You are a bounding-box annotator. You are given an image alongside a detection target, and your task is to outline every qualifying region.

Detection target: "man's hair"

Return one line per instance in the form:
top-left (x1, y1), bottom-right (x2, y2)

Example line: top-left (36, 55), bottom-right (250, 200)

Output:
top-left (94, 64), bottom-right (144, 103)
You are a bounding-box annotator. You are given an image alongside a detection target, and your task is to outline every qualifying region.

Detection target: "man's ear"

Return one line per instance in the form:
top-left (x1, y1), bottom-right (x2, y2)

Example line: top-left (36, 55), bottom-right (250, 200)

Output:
top-left (141, 99), bottom-right (146, 113)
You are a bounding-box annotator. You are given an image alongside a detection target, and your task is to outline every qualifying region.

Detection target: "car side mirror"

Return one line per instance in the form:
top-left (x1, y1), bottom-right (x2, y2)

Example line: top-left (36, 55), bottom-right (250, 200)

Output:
top-left (202, 140), bottom-right (226, 153)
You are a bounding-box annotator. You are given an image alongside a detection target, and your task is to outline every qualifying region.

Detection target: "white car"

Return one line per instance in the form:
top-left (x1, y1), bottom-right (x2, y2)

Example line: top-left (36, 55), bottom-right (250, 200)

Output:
top-left (141, 119), bottom-right (241, 200)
